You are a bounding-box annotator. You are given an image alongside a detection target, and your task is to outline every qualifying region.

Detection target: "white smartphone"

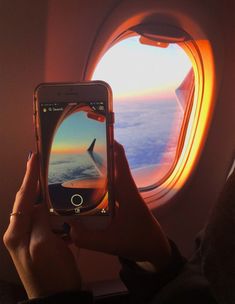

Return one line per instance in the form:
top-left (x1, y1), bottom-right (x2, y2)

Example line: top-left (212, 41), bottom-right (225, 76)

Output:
top-left (34, 81), bottom-right (114, 228)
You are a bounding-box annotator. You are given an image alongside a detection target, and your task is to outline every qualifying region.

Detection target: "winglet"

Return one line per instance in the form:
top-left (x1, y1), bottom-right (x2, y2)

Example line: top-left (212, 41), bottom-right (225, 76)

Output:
top-left (175, 68), bottom-right (194, 112)
top-left (87, 138), bottom-right (96, 152)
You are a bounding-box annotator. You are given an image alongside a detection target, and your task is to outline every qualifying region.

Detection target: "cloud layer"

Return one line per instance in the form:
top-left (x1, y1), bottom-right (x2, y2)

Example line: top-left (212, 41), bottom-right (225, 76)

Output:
top-left (114, 99), bottom-right (183, 170)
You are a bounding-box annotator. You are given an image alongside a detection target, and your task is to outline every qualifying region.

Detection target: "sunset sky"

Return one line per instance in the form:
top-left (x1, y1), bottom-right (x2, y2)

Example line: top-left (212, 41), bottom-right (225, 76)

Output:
top-left (91, 36), bottom-right (192, 183)
top-left (92, 36), bottom-right (192, 102)
top-left (51, 111), bottom-right (106, 154)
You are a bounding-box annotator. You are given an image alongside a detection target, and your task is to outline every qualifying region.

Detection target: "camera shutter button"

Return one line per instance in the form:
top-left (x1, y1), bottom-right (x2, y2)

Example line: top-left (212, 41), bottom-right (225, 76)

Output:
top-left (71, 194), bottom-right (83, 207)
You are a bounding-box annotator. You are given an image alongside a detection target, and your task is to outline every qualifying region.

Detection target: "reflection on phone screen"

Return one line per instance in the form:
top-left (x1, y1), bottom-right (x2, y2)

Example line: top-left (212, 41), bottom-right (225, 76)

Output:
top-left (40, 101), bottom-right (109, 216)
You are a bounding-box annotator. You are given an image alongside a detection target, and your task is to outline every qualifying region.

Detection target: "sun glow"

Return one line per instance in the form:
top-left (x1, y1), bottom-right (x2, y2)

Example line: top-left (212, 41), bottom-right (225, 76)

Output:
top-left (92, 35), bottom-right (195, 190)
top-left (92, 36), bottom-right (192, 101)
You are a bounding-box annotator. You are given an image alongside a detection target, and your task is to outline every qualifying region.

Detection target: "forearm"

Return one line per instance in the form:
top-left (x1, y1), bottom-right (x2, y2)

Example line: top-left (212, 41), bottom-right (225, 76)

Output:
top-left (200, 172), bottom-right (235, 303)
top-left (119, 239), bottom-right (187, 302)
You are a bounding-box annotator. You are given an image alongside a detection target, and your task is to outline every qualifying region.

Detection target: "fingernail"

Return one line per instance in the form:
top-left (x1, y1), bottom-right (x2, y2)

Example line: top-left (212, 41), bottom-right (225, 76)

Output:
top-left (63, 222), bottom-right (71, 234)
top-left (27, 151), bottom-right (32, 161)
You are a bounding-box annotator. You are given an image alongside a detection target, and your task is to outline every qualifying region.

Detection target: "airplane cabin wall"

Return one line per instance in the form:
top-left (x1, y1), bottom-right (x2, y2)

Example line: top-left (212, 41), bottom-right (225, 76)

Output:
top-left (0, 0), bottom-right (234, 286)
top-left (0, 1), bottom-right (48, 282)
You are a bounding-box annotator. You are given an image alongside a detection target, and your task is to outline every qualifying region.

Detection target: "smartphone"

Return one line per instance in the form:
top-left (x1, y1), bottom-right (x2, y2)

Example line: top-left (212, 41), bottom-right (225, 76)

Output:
top-left (34, 81), bottom-right (114, 224)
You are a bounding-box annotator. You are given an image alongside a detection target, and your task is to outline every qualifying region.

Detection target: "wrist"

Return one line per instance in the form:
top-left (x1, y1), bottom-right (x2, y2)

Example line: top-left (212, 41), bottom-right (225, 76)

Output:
top-left (147, 237), bottom-right (172, 272)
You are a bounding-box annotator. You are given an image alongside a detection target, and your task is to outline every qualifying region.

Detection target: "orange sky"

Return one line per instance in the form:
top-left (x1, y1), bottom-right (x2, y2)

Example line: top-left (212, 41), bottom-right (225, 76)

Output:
top-left (51, 147), bottom-right (86, 154)
top-left (51, 144), bottom-right (106, 155)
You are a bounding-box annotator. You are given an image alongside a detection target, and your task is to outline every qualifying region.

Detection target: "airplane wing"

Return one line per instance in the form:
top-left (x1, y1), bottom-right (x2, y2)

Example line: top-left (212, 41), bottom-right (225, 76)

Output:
top-left (61, 139), bottom-right (106, 189)
top-left (87, 138), bottom-right (106, 176)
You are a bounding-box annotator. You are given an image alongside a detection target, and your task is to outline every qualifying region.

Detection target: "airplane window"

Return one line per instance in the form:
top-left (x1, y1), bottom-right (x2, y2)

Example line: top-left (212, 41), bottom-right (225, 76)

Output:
top-left (92, 36), bottom-right (194, 190)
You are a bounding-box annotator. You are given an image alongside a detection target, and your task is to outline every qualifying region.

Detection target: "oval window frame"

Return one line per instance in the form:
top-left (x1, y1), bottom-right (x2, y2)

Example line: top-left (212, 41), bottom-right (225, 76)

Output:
top-left (84, 13), bottom-right (215, 208)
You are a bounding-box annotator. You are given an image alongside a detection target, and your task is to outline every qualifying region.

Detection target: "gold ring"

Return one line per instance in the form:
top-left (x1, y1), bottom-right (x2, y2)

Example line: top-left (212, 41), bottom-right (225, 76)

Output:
top-left (10, 211), bottom-right (22, 217)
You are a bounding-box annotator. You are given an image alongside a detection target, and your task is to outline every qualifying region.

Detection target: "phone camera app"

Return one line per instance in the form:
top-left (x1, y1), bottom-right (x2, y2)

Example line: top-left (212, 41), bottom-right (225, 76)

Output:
top-left (41, 102), bottom-right (109, 216)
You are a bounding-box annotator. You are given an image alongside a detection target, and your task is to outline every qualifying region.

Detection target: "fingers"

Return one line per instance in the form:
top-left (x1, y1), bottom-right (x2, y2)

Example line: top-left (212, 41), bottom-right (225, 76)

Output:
top-left (4, 153), bottom-right (39, 250)
top-left (12, 153), bottom-right (39, 215)
top-left (114, 141), bottom-right (133, 184)
top-left (114, 141), bottom-right (141, 205)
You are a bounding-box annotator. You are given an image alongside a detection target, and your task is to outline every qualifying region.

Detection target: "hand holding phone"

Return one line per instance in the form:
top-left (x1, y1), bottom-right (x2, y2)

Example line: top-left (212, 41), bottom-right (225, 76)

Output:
top-left (4, 154), bottom-right (82, 299)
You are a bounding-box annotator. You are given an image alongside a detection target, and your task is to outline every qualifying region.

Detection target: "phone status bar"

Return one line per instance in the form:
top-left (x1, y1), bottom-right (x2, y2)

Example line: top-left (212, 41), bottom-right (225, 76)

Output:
top-left (41, 105), bottom-right (64, 113)
top-left (41, 101), bottom-right (105, 114)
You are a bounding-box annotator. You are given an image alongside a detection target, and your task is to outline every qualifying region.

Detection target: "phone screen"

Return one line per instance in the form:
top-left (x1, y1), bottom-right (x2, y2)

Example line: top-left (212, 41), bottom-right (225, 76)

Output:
top-left (39, 100), bottom-right (111, 216)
